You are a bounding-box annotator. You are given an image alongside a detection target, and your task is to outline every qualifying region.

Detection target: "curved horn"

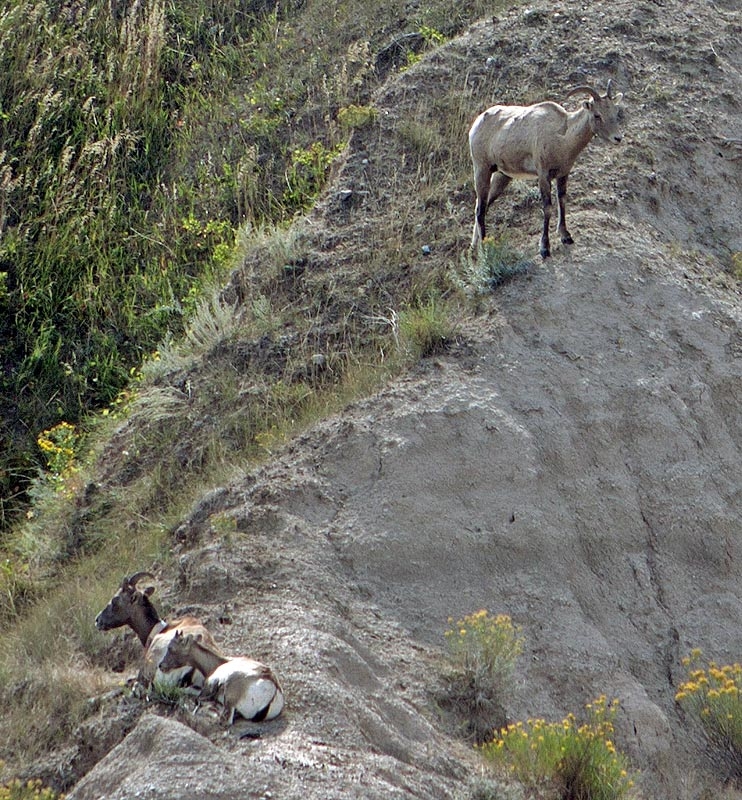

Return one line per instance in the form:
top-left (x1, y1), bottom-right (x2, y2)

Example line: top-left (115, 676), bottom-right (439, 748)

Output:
top-left (126, 571), bottom-right (155, 587)
top-left (564, 85), bottom-right (602, 102)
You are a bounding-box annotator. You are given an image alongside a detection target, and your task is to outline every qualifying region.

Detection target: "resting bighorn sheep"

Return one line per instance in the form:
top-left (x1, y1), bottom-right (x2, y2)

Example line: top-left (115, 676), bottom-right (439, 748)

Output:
top-left (160, 631), bottom-right (285, 724)
top-left (95, 572), bottom-right (219, 688)
top-left (469, 81), bottom-right (624, 258)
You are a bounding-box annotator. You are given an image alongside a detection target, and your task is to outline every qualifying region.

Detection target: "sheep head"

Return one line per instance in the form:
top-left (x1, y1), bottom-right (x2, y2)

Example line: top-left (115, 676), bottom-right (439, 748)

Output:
top-left (566, 81), bottom-right (624, 144)
top-left (94, 571), bottom-right (158, 635)
top-left (160, 630), bottom-right (201, 672)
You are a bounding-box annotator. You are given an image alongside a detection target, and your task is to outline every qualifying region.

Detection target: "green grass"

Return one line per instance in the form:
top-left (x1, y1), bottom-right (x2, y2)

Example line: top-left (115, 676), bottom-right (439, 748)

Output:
top-left (0, 779), bottom-right (62, 800)
top-left (454, 237), bottom-right (533, 297)
top-left (0, 0), bottom-right (249, 526)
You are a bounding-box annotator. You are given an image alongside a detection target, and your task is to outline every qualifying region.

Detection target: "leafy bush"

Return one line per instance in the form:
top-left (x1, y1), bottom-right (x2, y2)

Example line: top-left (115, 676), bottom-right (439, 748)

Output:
top-left (337, 104), bottom-right (378, 131)
top-left (443, 610), bottom-right (523, 742)
top-left (283, 141), bottom-right (346, 211)
top-left (481, 696), bottom-right (636, 800)
top-left (676, 649), bottom-right (742, 780)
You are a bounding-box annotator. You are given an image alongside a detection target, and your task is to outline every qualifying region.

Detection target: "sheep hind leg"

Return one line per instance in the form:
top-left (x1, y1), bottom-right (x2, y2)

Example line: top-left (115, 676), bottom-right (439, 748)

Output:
top-left (556, 175), bottom-right (573, 246)
top-left (539, 176), bottom-right (553, 259)
top-left (471, 170), bottom-right (511, 254)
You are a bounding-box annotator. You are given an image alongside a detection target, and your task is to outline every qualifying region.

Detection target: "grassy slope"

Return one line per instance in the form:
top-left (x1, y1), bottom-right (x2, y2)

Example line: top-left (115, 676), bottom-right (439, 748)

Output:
top-left (1, 0), bottom-right (468, 528)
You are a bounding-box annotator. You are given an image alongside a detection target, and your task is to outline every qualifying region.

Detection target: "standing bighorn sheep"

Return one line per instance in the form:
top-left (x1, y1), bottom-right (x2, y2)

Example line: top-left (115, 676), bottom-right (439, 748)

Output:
top-left (160, 631), bottom-right (285, 724)
top-left (95, 572), bottom-right (219, 688)
top-left (469, 81), bottom-right (624, 258)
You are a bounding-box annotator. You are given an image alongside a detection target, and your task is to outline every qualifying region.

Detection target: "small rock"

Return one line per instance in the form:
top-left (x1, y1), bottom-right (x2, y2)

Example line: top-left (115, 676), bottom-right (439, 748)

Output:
top-left (522, 7), bottom-right (549, 25)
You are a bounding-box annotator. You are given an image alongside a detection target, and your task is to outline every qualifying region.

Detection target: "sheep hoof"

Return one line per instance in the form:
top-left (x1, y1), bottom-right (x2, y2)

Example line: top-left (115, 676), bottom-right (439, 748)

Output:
top-left (540, 248), bottom-right (551, 260)
top-left (561, 234), bottom-right (574, 245)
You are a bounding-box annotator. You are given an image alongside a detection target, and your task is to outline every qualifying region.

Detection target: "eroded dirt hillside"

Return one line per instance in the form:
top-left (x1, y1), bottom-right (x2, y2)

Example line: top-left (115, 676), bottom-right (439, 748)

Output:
top-left (66, 0), bottom-right (742, 798)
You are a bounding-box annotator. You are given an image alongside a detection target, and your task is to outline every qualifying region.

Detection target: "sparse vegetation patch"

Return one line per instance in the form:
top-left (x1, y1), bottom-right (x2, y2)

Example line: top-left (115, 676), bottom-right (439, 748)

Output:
top-left (676, 649), bottom-right (742, 781)
top-left (455, 236), bottom-right (532, 296)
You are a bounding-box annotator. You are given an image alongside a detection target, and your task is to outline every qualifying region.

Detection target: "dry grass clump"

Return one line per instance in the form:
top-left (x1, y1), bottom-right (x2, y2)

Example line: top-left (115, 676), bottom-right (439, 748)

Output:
top-left (399, 296), bottom-right (457, 358)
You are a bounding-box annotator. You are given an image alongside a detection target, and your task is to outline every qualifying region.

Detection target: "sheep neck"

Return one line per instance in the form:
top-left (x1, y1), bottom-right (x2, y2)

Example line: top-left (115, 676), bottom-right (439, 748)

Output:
top-left (129, 599), bottom-right (164, 647)
top-left (563, 107), bottom-right (596, 162)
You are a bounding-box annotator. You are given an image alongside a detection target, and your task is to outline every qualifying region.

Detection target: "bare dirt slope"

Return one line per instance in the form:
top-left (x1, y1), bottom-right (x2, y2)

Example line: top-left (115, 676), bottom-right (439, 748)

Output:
top-left (68, 0), bottom-right (742, 798)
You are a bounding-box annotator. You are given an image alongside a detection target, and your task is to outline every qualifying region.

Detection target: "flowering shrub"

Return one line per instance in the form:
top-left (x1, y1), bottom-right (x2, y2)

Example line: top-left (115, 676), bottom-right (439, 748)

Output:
top-left (481, 696), bottom-right (636, 800)
top-left (445, 610), bottom-right (523, 684)
top-left (36, 422), bottom-right (80, 488)
top-left (0, 779), bottom-right (61, 800)
top-left (675, 649), bottom-right (742, 779)
top-left (443, 610), bottom-right (523, 742)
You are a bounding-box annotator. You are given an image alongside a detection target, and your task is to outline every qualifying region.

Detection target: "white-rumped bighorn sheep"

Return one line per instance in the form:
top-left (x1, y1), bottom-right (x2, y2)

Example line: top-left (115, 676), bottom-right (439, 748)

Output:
top-left (469, 81), bottom-right (624, 259)
top-left (160, 631), bottom-right (285, 724)
top-left (95, 571), bottom-right (219, 688)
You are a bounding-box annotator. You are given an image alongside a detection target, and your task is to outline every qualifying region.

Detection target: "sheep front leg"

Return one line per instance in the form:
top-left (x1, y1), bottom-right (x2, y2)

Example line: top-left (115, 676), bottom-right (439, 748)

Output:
top-left (556, 175), bottom-right (573, 246)
top-left (471, 166), bottom-right (493, 252)
top-left (539, 176), bottom-right (553, 259)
